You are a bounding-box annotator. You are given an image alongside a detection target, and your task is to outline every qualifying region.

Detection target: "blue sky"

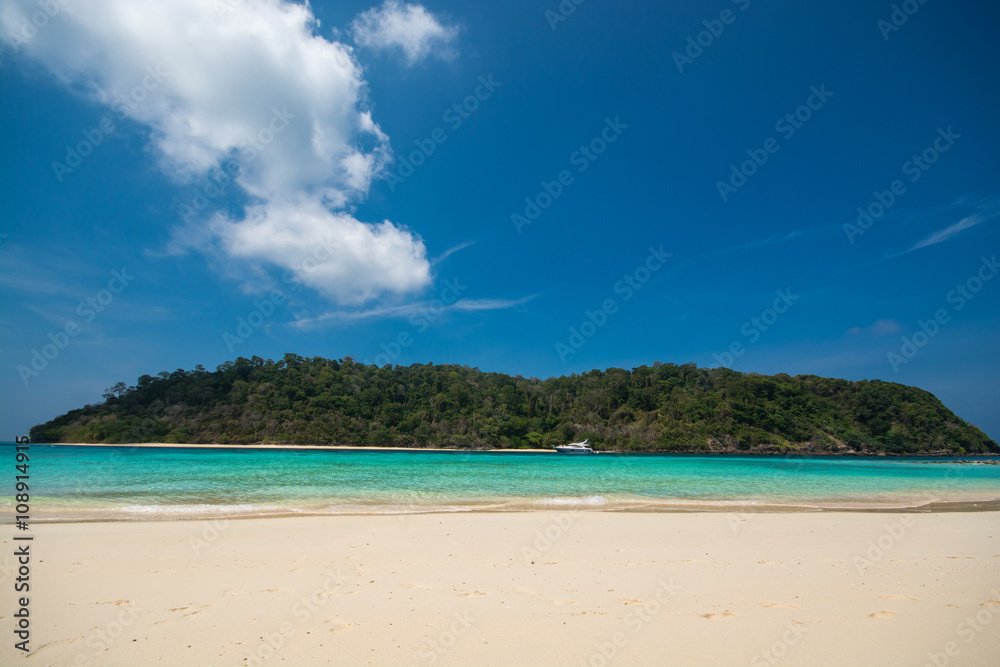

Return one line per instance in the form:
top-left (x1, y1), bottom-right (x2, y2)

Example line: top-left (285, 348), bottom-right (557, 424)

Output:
top-left (2, 0), bottom-right (999, 441)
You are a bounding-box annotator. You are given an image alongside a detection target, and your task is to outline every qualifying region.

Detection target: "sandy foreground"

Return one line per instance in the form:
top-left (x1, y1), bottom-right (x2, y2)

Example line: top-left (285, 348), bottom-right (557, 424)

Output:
top-left (2, 512), bottom-right (999, 667)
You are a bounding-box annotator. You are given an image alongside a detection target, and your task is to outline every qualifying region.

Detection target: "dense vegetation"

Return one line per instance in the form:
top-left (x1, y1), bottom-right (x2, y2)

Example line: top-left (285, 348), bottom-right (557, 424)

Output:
top-left (30, 354), bottom-right (998, 455)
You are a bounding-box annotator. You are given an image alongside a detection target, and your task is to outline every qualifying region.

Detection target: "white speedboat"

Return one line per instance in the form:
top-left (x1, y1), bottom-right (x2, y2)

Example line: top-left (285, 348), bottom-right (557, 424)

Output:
top-left (554, 439), bottom-right (597, 454)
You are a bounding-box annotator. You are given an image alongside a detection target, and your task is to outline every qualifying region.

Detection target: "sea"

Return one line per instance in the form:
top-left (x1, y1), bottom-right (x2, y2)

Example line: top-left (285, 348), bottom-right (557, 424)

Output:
top-left (4, 443), bottom-right (1000, 521)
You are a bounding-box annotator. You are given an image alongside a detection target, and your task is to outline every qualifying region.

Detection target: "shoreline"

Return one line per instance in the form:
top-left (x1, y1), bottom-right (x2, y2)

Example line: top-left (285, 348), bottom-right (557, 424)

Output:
top-left (26, 441), bottom-right (1000, 457)
top-left (48, 441), bottom-right (556, 452)
top-left (25, 501), bottom-right (1000, 524)
top-left (22, 496), bottom-right (1000, 525)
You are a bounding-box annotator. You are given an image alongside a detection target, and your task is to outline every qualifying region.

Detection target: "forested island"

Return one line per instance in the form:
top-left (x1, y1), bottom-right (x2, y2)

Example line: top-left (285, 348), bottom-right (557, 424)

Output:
top-left (30, 355), bottom-right (999, 455)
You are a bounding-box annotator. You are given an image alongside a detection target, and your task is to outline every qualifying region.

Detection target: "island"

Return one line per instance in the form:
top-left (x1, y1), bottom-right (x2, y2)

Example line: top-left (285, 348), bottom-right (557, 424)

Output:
top-left (29, 354), bottom-right (997, 455)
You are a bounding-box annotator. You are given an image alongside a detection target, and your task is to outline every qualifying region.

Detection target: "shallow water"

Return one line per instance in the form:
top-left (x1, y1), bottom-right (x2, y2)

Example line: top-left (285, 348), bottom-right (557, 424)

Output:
top-left (5, 444), bottom-right (1000, 521)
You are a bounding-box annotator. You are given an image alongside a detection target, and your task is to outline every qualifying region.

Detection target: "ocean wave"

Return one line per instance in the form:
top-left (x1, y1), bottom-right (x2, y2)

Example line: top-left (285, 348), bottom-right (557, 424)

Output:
top-left (312, 504), bottom-right (475, 515)
top-left (535, 495), bottom-right (608, 506)
top-left (642, 498), bottom-right (763, 507)
top-left (26, 491), bottom-right (1000, 523)
top-left (116, 503), bottom-right (286, 515)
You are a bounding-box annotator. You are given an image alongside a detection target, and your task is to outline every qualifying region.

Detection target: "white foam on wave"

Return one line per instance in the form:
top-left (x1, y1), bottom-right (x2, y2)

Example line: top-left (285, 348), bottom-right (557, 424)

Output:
top-left (116, 503), bottom-right (285, 515)
top-left (535, 495), bottom-right (608, 506)
top-left (314, 504), bottom-right (475, 515)
top-left (646, 498), bottom-right (763, 507)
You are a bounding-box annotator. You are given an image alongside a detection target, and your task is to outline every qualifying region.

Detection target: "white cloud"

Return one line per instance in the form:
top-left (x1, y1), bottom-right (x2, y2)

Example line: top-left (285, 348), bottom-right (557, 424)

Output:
top-left (351, 1), bottom-right (457, 65)
top-left (0, 0), bottom-right (433, 303)
top-left (431, 240), bottom-right (476, 266)
top-left (292, 295), bottom-right (539, 329)
top-left (218, 198), bottom-right (429, 305)
top-left (907, 214), bottom-right (986, 253)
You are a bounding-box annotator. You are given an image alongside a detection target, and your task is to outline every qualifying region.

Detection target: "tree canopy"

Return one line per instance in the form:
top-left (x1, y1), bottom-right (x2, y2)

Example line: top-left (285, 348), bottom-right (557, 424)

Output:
top-left (29, 355), bottom-right (999, 455)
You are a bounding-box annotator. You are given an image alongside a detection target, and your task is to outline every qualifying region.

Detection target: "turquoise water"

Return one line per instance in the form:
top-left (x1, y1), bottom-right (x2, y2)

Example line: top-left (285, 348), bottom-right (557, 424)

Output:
top-left (4, 444), bottom-right (1000, 521)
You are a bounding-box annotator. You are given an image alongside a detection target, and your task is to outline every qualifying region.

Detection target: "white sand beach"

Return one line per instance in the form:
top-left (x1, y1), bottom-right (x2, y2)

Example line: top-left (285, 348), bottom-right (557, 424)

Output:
top-left (59, 442), bottom-right (556, 452)
top-left (3, 511), bottom-right (999, 666)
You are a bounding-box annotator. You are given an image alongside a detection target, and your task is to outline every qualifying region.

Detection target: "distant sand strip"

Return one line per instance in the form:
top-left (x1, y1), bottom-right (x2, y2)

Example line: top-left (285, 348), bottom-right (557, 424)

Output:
top-left (55, 442), bottom-right (555, 452)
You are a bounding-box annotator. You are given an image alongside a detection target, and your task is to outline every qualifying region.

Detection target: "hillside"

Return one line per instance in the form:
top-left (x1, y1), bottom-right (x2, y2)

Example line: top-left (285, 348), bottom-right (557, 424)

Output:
top-left (30, 355), bottom-right (999, 455)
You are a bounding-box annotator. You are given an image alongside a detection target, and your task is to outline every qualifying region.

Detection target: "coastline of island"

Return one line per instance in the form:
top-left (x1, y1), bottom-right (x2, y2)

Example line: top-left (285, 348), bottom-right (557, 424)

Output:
top-left (38, 441), bottom-right (1000, 457)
